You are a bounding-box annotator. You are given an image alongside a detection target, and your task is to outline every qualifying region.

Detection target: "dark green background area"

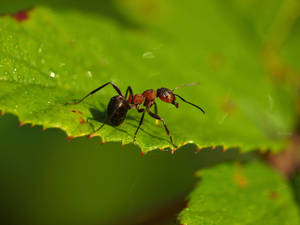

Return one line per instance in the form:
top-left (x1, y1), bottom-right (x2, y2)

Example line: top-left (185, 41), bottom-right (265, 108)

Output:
top-left (0, 114), bottom-right (243, 225)
top-left (292, 173), bottom-right (300, 212)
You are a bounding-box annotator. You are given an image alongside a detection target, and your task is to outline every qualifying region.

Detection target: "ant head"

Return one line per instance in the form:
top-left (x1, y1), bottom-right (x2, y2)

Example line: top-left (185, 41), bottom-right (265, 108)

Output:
top-left (158, 83), bottom-right (205, 114)
top-left (157, 88), bottom-right (178, 108)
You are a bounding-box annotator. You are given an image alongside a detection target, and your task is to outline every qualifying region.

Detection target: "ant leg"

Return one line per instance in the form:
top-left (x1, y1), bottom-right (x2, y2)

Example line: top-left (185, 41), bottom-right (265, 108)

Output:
top-left (87, 105), bottom-right (119, 137)
top-left (65, 82), bottom-right (123, 105)
top-left (153, 102), bottom-right (158, 114)
top-left (88, 123), bottom-right (105, 138)
top-left (133, 109), bottom-right (145, 143)
top-left (125, 86), bottom-right (134, 103)
top-left (152, 102), bottom-right (159, 126)
top-left (146, 108), bottom-right (177, 148)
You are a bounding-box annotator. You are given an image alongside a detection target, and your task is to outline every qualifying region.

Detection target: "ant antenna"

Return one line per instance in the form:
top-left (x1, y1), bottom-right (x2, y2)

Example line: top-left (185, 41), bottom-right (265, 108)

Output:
top-left (172, 82), bottom-right (200, 91)
top-left (174, 94), bottom-right (205, 114)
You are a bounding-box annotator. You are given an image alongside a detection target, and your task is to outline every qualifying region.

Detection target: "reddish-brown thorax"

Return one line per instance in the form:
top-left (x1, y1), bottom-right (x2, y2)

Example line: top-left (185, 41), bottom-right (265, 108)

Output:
top-left (132, 94), bottom-right (145, 105)
top-left (142, 89), bottom-right (157, 107)
top-left (131, 89), bottom-right (158, 108)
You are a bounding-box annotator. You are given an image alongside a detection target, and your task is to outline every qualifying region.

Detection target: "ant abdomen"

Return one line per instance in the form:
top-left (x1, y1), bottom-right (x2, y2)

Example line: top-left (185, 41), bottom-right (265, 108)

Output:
top-left (107, 95), bottom-right (130, 126)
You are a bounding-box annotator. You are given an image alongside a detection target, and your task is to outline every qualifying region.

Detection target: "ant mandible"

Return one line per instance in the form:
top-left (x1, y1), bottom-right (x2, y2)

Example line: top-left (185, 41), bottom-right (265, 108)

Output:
top-left (66, 82), bottom-right (205, 148)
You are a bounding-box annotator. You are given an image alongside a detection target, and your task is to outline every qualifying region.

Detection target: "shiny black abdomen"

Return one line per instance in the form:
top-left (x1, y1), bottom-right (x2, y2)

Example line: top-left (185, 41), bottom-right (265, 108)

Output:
top-left (107, 95), bottom-right (130, 126)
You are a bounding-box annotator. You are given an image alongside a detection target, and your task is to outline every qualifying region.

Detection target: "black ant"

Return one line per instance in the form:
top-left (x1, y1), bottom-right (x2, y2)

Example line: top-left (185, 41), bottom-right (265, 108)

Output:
top-left (66, 82), bottom-right (205, 148)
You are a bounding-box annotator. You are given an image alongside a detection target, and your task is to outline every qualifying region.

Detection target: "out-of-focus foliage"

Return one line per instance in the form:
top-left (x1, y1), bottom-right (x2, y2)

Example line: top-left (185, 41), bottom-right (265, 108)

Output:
top-left (0, 0), bottom-right (297, 153)
top-left (179, 162), bottom-right (300, 225)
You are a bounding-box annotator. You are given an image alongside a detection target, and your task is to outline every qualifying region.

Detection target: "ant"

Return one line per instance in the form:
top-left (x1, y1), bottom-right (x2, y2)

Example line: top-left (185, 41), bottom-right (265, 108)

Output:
top-left (66, 82), bottom-right (205, 148)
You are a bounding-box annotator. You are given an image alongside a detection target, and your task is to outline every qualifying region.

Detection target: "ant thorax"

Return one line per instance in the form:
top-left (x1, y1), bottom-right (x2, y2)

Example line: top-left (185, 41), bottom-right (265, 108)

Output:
top-left (142, 89), bottom-right (157, 101)
top-left (132, 94), bottom-right (145, 105)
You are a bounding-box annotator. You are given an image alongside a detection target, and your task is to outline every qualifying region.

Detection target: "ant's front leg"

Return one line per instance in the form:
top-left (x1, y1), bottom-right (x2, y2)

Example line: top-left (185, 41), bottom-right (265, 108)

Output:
top-left (65, 82), bottom-right (123, 105)
top-left (152, 102), bottom-right (159, 125)
top-left (153, 102), bottom-right (158, 114)
top-left (146, 108), bottom-right (177, 148)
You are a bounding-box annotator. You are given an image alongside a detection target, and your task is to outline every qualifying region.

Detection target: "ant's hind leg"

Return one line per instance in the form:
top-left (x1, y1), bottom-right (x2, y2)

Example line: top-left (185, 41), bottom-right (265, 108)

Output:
top-left (146, 109), bottom-right (177, 148)
top-left (65, 82), bottom-right (123, 105)
top-left (133, 109), bottom-right (145, 143)
top-left (88, 106), bottom-right (119, 138)
top-left (125, 86), bottom-right (134, 103)
top-left (87, 123), bottom-right (105, 138)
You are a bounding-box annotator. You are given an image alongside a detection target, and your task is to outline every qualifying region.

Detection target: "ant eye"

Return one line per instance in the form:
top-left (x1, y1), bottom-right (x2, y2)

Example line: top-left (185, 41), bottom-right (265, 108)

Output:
top-left (157, 88), bottom-right (174, 103)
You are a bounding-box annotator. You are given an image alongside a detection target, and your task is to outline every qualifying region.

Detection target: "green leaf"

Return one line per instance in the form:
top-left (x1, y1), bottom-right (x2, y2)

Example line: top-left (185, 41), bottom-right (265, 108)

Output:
top-left (179, 161), bottom-right (300, 225)
top-left (0, 0), bottom-right (296, 152)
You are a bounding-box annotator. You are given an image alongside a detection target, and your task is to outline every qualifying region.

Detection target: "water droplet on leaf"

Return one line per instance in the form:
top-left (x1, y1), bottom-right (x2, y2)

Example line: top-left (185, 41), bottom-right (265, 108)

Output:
top-left (50, 72), bottom-right (56, 78)
top-left (142, 51), bottom-right (155, 59)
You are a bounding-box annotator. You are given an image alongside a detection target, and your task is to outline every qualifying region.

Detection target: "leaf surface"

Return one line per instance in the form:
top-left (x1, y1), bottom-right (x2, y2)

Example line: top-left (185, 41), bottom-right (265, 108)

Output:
top-left (179, 161), bottom-right (300, 225)
top-left (0, 0), bottom-right (296, 152)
